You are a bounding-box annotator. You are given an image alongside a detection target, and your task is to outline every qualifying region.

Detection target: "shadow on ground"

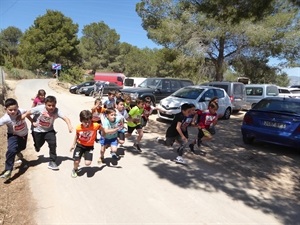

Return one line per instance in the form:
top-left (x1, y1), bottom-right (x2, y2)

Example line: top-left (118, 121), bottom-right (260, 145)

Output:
top-left (125, 114), bottom-right (300, 225)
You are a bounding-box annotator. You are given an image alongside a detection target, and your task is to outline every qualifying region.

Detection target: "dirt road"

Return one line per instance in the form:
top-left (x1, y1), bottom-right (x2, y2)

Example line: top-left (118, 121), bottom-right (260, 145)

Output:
top-left (13, 79), bottom-right (300, 224)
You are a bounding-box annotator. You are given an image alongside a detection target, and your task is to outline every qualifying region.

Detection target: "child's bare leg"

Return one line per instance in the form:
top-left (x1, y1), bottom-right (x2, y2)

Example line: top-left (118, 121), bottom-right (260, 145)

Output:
top-left (73, 160), bottom-right (80, 170)
top-left (136, 128), bottom-right (143, 144)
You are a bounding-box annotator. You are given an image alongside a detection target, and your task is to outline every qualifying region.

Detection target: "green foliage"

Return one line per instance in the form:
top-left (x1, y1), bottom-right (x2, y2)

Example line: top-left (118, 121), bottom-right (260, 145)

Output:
top-left (0, 26), bottom-right (23, 67)
top-left (136, 0), bottom-right (300, 81)
top-left (18, 10), bottom-right (80, 71)
top-left (59, 66), bottom-right (85, 84)
top-left (79, 22), bottom-right (120, 73)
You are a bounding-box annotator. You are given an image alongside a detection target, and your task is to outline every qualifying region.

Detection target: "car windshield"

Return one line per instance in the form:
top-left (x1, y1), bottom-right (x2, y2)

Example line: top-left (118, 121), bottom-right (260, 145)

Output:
top-left (172, 87), bottom-right (204, 99)
top-left (253, 99), bottom-right (300, 114)
top-left (138, 78), bottom-right (161, 88)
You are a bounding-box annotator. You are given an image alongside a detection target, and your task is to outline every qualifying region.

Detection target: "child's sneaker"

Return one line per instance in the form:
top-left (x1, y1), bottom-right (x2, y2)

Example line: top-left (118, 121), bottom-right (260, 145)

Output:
top-left (71, 169), bottom-right (78, 178)
top-left (133, 143), bottom-right (142, 152)
top-left (0, 170), bottom-right (12, 179)
top-left (174, 156), bottom-right (186, 164)
top-left (48, 161), bottom-right (59, 170)
top-left (111, 152), bottom-right (119, 159)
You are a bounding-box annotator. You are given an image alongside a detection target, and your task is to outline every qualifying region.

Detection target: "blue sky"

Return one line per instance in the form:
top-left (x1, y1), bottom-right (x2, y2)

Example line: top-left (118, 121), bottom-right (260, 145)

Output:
top-left (0, 0), bottom-right (159, 49)
top-left (0, 0), bottom-right (299, 77)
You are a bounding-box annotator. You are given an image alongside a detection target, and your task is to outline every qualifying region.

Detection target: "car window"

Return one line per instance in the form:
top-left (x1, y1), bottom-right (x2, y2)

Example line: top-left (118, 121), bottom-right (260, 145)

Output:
top-left (246, 87), bottom-right (263, 96)
top-left (266, 86), bottom-right (279, 96)
top-left (170, 80), bottom-right (181, 90)
top-left (215, 89), bottom-right (225, 98)
top-left (279, 88), bottom-right (290, 94)
top-left (172, 87), bottom-right (204, 99)
top-left (233, 84), bottom-right (244, 95)
top-left (124, 79), bottom-right (134, 86)
top-left (202, 89), bottom-right (215, 100)
top-left (181, 80), bottom-right (194, 87)
top-left (162, 80), bottom-right (171, 90)
top-left (254, 99), bottom-right (300, 114)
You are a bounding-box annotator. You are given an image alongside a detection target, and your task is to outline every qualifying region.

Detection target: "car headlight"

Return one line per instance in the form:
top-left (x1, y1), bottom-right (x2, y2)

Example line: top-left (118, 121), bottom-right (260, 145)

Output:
top-left (130, 92), bottom-right (139, 100)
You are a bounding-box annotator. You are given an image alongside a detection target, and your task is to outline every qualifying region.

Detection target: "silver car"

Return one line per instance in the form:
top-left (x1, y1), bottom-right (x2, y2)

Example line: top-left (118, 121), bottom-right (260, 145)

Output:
top-left (157, 85), bottom-right (233, 121)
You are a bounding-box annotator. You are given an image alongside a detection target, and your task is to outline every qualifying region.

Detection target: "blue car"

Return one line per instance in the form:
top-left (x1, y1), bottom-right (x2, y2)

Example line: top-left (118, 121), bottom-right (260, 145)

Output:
top-left (241, 97), bottom-right (300, 149)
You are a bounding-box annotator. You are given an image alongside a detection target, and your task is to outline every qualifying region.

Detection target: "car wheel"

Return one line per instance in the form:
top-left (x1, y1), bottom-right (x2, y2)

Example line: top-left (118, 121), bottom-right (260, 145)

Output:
top-left (243, 135), bottom-right (254, 144)
top-left (222, 107), bottom-right (231, 120)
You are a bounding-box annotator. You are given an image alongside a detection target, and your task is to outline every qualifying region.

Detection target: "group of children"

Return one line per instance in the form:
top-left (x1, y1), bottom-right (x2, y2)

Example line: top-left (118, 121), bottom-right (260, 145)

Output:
top-left (0, 88), bottom-right (218, 179)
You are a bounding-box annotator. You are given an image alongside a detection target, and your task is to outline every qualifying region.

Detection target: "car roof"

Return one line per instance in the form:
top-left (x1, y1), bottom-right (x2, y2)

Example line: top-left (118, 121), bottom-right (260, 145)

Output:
top-left (245, 84), bottom-right (277, 87)
top-left (203, 81), bottom-right (243, 85)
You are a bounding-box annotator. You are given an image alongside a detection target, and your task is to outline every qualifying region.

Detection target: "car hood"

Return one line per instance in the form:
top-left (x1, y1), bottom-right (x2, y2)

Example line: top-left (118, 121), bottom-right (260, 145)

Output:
top-left (121, 87), bottom-right (154, 93)
top-left (160, 96), bottom-right (197, 109)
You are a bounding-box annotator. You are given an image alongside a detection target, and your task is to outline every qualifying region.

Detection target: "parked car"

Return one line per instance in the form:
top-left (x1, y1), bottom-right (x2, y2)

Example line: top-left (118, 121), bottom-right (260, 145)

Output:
top-left (202, 81), bottom-right (249, 112)
top-left (241, 97), bottom-right (300, 149)
top-left (245, 84), bottom-right (279, 108)
top-left (121, 77), bottom-right (194, 106)
top-left (288, 88), bottom-right (300, 98)
top-left (69, 81), bottom-right (95, 94)
top-left (78, 81), bottom-right (122, 96)
top-left (157, 85), bottom-right (232, 121)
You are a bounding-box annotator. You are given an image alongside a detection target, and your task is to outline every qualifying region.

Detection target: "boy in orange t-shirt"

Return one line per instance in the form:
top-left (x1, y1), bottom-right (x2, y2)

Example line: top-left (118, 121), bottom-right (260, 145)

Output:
top-left (70, 110), bottom-right (103, 178)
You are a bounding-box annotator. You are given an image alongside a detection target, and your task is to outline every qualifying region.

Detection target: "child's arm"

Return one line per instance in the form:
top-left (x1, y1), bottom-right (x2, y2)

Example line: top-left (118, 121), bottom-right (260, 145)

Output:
top-left (176, 122), bottom-right (188, 142)
top-left (70, 133), bottom-right (78, 151)
top-left (62, 116), bottom-right (73, 133)
top-left (103, 127), bottom-right (119, 134)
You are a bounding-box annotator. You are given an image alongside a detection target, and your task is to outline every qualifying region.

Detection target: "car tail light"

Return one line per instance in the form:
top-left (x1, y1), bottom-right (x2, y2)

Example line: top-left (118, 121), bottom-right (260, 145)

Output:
top-left (243, 114), bottom-right (253, 125)
top-left (230, 96), bottom-right (234, 102)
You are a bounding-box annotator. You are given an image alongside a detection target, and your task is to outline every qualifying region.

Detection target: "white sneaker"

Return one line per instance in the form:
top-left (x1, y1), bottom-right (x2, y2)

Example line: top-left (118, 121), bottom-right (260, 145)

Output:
top-left (174, 156), bottom-right (186, 164)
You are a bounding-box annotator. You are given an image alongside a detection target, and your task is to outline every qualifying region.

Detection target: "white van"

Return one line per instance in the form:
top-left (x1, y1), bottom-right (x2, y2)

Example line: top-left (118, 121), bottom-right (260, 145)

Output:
top-left (245, 84), bottom-right (279, 108)
top-left (123, 77), bottom-right (147, 88)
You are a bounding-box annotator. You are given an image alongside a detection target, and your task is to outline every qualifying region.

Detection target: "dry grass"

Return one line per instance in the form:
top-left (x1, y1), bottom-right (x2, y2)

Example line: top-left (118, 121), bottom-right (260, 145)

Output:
top-left (0, 80), bottom-right (36, 225)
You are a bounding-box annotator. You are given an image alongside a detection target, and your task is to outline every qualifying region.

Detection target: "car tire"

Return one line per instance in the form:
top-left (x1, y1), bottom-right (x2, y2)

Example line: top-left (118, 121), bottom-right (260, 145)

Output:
top-left (222, 107), bottom-right (231, 120)
top-left (243, 135), bottom-right (254, 144)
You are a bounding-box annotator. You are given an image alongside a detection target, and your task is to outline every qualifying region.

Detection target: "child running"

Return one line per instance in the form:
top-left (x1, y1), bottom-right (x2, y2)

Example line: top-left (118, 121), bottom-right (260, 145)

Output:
top-left (0, 98), bottom-right (32, 179)
top-left (91, 98), bottom-right (105, 123)
top-left (141, 97), bottom-right (155, 131)
top-left (157, 103), bottom-right (195, 164)
top-left (115, 99), bottom-right (128, 145)
top-left (98, 108), bottom-right (123, 163)
top-left (125, 98), bottom-right (144, 152)
top-left (32, 89), bottom-right (46, 107)
top-left (22, 95), bottom-right (73, 170)
top-left (70, 110), bottom-right (103, 178)
top-left (103, 91), bottom-right (116, 109)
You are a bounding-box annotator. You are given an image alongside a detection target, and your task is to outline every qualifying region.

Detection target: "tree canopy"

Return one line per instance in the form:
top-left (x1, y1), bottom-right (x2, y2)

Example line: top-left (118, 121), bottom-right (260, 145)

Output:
top-left (18, 10), bottom-right (80, 70)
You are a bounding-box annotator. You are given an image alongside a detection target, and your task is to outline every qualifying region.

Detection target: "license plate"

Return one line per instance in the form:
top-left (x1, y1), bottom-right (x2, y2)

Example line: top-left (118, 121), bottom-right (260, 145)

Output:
top-left (263, 121), bottom-right (286, 129)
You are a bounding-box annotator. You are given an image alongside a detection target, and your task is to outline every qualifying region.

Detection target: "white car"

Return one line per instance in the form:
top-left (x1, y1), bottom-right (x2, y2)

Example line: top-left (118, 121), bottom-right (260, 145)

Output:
top-left (157, 85), bottom-right (233, 121)
top-left (278, 87), bottom-right (300, 98)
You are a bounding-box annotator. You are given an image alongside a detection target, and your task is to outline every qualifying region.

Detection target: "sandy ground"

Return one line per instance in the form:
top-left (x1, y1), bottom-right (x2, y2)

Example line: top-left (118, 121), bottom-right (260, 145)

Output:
top-left (1, 79), bottom-right (300, 225)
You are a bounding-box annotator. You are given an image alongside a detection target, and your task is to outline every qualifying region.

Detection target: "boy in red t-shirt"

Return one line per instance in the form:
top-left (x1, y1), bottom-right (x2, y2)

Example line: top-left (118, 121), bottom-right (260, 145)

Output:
top-left (197, 101), bottom-right (218, 146)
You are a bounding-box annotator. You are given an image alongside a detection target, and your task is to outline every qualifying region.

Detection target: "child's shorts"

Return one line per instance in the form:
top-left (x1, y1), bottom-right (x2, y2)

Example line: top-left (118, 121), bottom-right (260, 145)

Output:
top-left (198, 128), bottom-right (214, 139)
top-left (127, 125), bottom-right (142, 134)
top-left (118, 132), bottom-right (125, 141)
top-left (165, 134), bottom-right (188, 146)
top-left (73, 144), bottom-right (94, 161)
top-left (100, 137), bottom-right (118, 146)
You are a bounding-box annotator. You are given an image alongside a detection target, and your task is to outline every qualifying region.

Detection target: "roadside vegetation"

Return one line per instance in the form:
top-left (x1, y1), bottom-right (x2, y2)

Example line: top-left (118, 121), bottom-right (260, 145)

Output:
top-left (0, 0), bottom-right (299, 86)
